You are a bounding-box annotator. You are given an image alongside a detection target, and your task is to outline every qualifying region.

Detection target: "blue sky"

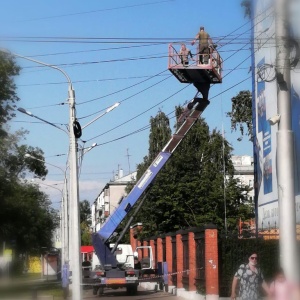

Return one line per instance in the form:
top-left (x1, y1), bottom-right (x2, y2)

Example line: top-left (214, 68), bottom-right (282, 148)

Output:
top-left (0, 0), bottom-right (253, 207)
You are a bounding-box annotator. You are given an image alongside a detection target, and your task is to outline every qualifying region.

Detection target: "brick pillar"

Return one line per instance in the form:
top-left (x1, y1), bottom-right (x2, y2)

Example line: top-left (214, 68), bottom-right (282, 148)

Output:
top-left (150, 239), bottom-right (156, 266)
top-left (134, 240), bottom-right (141, 258)
top-left (176, 233), bottom-right (183, 289)
top-left (156, 238), bottom-right (163, 263)
top-left (130, 227), bottom-right (136, 252)
top-left (188, 232), bottom-right (196, 291)
top-left (205, 228), bottom-right (219, 300)
top-left (142, 240), bottom-right (148, 259)
top-left (130, 223), bottom-right (143, 254)
top-left (166, 236), bottom-right (173, 286)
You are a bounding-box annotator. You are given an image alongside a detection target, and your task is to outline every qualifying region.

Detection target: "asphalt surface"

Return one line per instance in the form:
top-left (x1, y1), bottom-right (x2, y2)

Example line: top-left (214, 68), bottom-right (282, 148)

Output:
top-left (81, 287), bottom-right (185, 300)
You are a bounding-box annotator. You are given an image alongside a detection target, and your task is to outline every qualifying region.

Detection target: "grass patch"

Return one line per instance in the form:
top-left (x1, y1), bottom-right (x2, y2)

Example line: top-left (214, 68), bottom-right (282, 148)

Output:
top-left (40, 287), bottom-right (64, 297)
top-left (14, 273), bottom-right (42, 281)
top-left (0, 279), bottom-right (62, 299)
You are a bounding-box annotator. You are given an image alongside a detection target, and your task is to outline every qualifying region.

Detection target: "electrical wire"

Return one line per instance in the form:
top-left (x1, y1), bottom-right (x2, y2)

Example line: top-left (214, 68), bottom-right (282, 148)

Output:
top-left (85, 83), bottom-right (191, 142)
top-left (14, 5), bottom-right (272, 145)
top-left (88, 75), bottom-right (252, 148)
top-left (16, 0), bottom-right (175, 22)
top-left (25, 43), bottom-right (166, 58)
top-left (77, 69), bottom-right (171, 107)
top-left (16, 10), bottom-right (272, 115)
top-left (76, 17), bottom-right (266, 116)
top-left (11, 120), bottom-right (67, 126)
top-left (77, 77), bottom-right (173, 121)
top-left (80, 8), bottom-right (272, 142)
top-left (84, 10), bottom-right (275, 148)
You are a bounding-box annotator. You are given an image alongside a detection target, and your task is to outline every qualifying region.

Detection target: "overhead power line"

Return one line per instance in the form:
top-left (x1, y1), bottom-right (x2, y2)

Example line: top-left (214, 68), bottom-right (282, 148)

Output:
top-left (17, 0), bottom-right (174, 22)
top-left (84, 11), bottom-right (274, 146)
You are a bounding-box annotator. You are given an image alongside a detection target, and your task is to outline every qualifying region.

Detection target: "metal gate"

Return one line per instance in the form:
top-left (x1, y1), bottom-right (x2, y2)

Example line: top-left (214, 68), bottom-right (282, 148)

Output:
top-left (194, 230), bottom-right (205, 294)
top-left (171, 234), bottom-right (177, 286)
top-left (182, 232), bottom-right (189, 289)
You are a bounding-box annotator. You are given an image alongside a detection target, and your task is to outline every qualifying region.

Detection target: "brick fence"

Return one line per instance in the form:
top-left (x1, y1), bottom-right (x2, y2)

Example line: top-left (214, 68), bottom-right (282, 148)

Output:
top-left (130, 224), bottom-right (219, 299)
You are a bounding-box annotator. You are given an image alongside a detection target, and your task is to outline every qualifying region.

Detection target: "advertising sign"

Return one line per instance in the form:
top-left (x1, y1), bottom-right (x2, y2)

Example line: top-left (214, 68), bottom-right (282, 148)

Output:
top-left (252, 0), bottom-right (300, 228)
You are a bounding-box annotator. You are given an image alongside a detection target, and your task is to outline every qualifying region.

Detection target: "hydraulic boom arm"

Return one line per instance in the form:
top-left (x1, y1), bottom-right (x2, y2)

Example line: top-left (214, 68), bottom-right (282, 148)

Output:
top-left (92, 98), bottom-right (210, 268)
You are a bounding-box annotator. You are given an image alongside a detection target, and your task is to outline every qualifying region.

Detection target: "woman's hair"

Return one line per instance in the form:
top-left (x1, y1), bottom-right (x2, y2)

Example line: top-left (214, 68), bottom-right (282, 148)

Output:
top-left (246, 250), bottom-right (258, 260)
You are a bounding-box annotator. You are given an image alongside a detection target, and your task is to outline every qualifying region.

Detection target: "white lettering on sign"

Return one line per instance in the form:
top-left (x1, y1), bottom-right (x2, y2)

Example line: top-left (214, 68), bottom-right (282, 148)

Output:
top-left (138, 170), bottom-right (153, 189)
top-left (153, 155), bottom-right (163, 167)
top-left (262, 206), bottom-right (279, 220)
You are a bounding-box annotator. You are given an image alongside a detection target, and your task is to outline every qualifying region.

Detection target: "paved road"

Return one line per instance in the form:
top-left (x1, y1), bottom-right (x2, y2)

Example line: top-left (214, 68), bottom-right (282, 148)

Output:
top-left (81, 287), bottom-right (185, 300)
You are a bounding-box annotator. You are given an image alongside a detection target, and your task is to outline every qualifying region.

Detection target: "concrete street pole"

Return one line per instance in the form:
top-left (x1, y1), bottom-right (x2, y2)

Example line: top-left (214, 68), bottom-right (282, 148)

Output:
top-left (275, 0), bottom-right (299, 281)
top-left (68, 86), bottom-right (82, 300)
top-left (7, 51), bottom-right (82, 299)
top-left (63, 177), bottom-right (69, 265)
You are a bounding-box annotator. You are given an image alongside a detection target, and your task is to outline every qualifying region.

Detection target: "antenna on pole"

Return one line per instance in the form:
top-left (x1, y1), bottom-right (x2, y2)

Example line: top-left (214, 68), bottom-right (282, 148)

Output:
top-left (220, 84), bottom-right (227, 236)
top-left (126, 148), bottom-right (131, 174)
top-left (222, 125), bottom-right (227, 236)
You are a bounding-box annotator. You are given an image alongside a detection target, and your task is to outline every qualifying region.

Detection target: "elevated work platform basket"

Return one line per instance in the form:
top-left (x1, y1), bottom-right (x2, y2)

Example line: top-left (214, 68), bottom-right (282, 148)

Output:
top-left (168, 43), bottom-right (223, 84)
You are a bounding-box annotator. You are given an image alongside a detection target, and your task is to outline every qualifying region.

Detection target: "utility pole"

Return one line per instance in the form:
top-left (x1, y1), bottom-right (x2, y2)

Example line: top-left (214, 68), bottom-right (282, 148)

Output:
top-left (275, 0), bottom-right (299, 281)
top-left (68, 86), bottom-right (82, 300)
top-left (126, 148), bottom-right (131, 174)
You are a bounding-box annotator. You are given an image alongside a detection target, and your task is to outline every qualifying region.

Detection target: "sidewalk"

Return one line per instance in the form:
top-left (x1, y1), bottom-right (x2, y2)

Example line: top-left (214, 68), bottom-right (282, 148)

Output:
top-left (0, 275), bottom-right (61, 300)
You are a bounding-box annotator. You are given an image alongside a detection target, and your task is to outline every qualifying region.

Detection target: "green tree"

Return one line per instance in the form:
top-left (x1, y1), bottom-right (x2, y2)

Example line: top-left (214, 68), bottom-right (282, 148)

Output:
top-left (0, 52), bottom-right (20, 137)
top-left (0, 52), bottom-right (57, 255)
top-left (81, 223), bottom-right (92, 246)
top-left (241, 0), bottom-right (251, 19)
top-left (80, 199), bottom-right (91, 225)
top-left (0, 131), bottom-right (55, 254)
top-left (80, 200), bottom-right (92, 245)
top-left (129, 109), bottom-right (254, 238)
top-left (6, 182), bottom-right (59, 254)
top-left (148, 110), bottom-right (172, 162)
top-left (226, 90), bottom-right (253, 141)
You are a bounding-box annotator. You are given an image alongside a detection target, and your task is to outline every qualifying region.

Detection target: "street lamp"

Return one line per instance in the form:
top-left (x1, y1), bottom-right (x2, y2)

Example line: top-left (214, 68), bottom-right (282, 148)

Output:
top-left (1, 49), bottom-right (83, 300)
top-left (17, 108), bottom-right (68, 134)
top-left (3, 49), bottom-right (120, 298)
top-left (81, 102), bottom-right (120, 130)
top-left (25, 154), bottom-right (69, 275)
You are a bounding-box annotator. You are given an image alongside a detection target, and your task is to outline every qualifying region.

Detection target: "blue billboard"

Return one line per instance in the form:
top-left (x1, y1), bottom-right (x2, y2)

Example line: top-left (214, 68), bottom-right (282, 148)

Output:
top-left (252, 0), bottom-right (300, 228)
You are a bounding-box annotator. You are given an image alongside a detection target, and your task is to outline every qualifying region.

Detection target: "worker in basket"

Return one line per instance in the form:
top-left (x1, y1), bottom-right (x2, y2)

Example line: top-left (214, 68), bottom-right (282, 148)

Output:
top-left (179, 43), bottom-right (193, 66)
top-left (191, 26), bottom-right (213, 64)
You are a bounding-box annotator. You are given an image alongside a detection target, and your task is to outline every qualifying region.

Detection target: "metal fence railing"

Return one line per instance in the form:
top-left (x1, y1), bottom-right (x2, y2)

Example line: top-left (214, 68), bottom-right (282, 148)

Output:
top-left (168, 42), bottom-right (223, 77)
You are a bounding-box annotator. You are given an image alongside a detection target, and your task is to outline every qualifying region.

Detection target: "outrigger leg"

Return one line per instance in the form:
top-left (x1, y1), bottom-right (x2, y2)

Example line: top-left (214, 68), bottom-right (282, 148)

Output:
top-left (187, 82), bottom-right (211, 109)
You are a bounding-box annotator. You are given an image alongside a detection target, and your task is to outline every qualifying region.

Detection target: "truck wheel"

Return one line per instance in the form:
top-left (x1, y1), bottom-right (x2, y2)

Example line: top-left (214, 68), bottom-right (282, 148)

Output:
top-left (99, 287), bottom-right (104, 295)
top-left (126, 285), bottom-right (137, 295)
top-left (132, 285), bottom-right (138, 295)
top-left (92, 287), bottom-right (98, 295)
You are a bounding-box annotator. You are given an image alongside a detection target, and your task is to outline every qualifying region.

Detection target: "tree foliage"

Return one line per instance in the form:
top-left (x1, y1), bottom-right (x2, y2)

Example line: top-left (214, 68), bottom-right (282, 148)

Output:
top-left (226, 90), bottom-right (253, 142)
top-left (80, 200), bottom-right (92, 245)
top-left (241, 0), bottom-right (251, 19)
top-left (0, 129), bottom-right (56, 254)
top-left (0, 52), bottom-right (57, 255)
top-left (127, 109), bottom-right (254, 239)
top-left (0, 52), bottom-right (20, 137)
top-left (80, 199), bottom-right (91, 225)
top-left (3, 182), bottom-right (58, 254)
